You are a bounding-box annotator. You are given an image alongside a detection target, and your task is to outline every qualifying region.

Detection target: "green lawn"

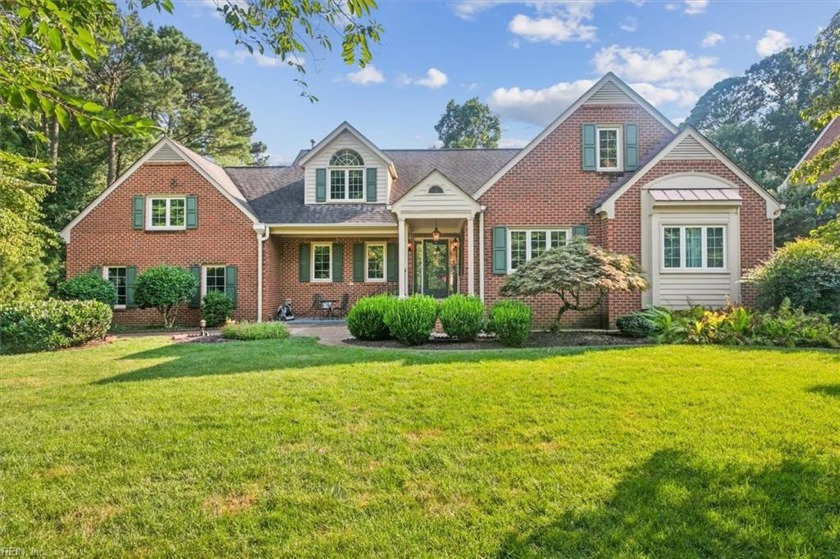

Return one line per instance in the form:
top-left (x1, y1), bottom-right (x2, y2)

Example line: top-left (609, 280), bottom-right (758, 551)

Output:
top-left (1, 337), bottom-right (840, 557)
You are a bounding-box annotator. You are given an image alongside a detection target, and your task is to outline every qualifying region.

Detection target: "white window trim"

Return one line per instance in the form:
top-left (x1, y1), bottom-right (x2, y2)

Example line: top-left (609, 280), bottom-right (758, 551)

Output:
top-left (102, 266), bottom-right (127, 309)
top-left (661, 225), bottom-right (727, 272)
top-left (311, 243), bottom-right (332, 283)
top-left (327, 168), bottom-right (366, 202)
top-left (365, 242), bottom-right (387, 283)
top-left (507, 228), bottom-right (571, 274)
top-left (201, 265), bottom-right (226, 297)
top-left (146, 195), bottom-right (187, 231)
top-left (596, 126), bottom-right (623, 172)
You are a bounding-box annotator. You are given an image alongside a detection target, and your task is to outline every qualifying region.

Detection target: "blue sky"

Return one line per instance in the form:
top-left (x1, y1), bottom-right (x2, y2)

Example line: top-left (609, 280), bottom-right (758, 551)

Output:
top-left (142, 1), bottom-right (839, 164)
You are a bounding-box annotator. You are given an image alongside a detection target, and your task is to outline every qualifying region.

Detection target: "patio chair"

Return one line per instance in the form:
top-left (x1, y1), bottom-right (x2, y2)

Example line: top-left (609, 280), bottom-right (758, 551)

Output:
top-left (310, 294), bottom-right (328, 319)
top-left (332, 293), bottom-right (350, 318)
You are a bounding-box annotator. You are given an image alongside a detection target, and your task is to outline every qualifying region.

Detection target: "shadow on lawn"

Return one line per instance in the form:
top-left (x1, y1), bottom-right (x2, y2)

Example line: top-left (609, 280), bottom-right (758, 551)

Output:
top-left (808, 384), bottom-right (840, 399)
top-left (496, 449), bottom-right (840, 558)
top-left (96, 336), bottom-right (637, 384)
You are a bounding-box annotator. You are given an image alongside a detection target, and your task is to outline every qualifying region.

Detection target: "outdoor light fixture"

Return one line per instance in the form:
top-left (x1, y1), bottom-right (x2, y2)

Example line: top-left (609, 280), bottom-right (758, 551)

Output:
top-left (407, 241), bottom-right (413, 252)
top-left (432, 220), bottom-right (441, 241)
top-left (452, 238), bottom-right (459, 250)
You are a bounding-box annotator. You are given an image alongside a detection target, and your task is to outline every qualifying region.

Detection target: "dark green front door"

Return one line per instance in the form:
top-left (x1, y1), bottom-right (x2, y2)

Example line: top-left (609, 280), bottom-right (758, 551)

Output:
top-left (423, 240), bottom-right (449, 298)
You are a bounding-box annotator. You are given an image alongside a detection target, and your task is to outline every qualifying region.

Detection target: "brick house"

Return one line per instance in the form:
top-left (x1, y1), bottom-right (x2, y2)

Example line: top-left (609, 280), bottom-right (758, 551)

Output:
top-left (61, 73), bottom-right (782, 328)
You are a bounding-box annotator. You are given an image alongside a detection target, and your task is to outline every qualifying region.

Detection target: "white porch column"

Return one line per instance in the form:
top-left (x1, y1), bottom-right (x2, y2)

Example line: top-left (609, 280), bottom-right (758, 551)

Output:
top-left (467, 216), bottom-right (475, 295)
top-left (398, 217), bottom-right (408, 298)
top-left (478, 210), bottom-right (485, 302)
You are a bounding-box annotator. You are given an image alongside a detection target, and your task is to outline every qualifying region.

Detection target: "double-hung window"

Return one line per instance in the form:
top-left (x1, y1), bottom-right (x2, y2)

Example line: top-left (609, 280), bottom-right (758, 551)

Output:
top-left (203, 265), bottom-right (226, 296)
top-left (509, 229), bottom-right (570, 272)
top-left (312, 244), bottom-right (332, 282)
top-left (662, 226), bottom-right (726, 270)
top-left (104, 266), bottom-right (127, 307)
top-left (329, 149), bottom-right (365, 201)
top-left (597, 126), bottom-right (622, 172)
top-left (366, 243), bottom-right (386, 282)
top-left (148, 196), bottom-right (186, 230)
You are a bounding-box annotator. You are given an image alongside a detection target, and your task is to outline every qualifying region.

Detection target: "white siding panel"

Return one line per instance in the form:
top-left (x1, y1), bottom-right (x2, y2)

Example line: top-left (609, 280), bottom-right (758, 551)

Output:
top-left (664, 136), bottom-right (715, 160)
top-left (304, 129), bottom-right (388, 204)
top-left (397, 188), bottom-right (476, 214)
top-left (656, 273), bottom-right (732, 308)
top-left (584, 81), bottom-right (635, 105)
top-left (149, 143), bottom-right (183, 162)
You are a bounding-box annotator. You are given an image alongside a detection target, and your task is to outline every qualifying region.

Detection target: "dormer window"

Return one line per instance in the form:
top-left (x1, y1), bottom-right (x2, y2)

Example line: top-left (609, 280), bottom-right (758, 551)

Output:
top-left (329, 149), bottom-right (365, 201)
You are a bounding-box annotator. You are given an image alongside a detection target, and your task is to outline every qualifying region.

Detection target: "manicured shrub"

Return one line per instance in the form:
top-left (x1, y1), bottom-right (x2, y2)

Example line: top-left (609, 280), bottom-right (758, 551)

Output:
top-left (346, 294), bottom-right (395, 341)
top-left (134, 266), bottom-right (198, 329)
top-left (384, 295), bottom-right (439, 346)
top-left (487, 300), bottom-right (531, 347)
top-left (202, 291), bottom-right (234, 327)
top-left (220, 321), bottom-right (289, 341)
top-left (616, 313), bottom-right (657, 338)
top-left (438, 294), bottom-right (484, 341)
top-left (744, 238), bottom-right (840, 322)
top-left (57, 272), bottom-right (118, 306)
top-left (0, 299), bottom-right (112, 354)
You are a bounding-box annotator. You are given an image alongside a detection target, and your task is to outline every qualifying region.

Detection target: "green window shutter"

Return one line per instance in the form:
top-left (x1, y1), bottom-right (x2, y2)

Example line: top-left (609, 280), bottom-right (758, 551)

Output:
top-left (386, 243), bottom-right (398, 282)
top-left (225, 265), bottom-right (238, 308)
top-left (299, 243), bottom-right (311, 282)
top-left (332, 244), bottom-right (344, 282)
top-left (624, 124), bottom-right (639, 171)
top-left (133, 196), bottom-right (144, 229)
top-left (126, 266), bottom-right (137, 308)
top-left (572, 224), bottom-right (589, 239)
top-left (492, 226), bottom-right (507, 275)
top-left (186, 196), bottom-right (198, 229)
top-left (189, 265), bottom-right (201, 308)
top-left (366, 168), bottom-right (377, 202)
top-left (582, 124), bottom-right (596, 171)
top-left (353, 243), bottom-right (364, 282)
top-left (315, 169), bottom-right (327, 202)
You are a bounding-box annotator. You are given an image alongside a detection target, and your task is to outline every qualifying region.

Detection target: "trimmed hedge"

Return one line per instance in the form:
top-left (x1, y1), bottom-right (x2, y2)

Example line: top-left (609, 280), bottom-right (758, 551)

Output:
top-left (439, 294), bottom-right (484, 341)
top-left (384, 295), bottom-right (439, 346)
top-left (220, 321), bottom-right (289, 341)
top-left (57, 272), bottom-right (117, 306)
top-left (202, 291), bottom-right (234, 327)
top-left (0, 299), bottom-right (112, 354)
top-left (487, 300), bottom-right (531, 347)
top-left (346, 294), bottom-right (395, 341)
top-left (616, 313), bottom-right (657, 338)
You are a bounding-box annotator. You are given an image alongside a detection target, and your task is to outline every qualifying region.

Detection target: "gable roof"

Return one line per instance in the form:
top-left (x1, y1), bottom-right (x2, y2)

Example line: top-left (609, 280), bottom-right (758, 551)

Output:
top-left (60, 137), bottom-right (258, 242)
top-left (593, 126), bottom-right (783, 219)
top-left (782, 115), bottom-right (840, 186)
top-left (390, 169), bottom-right (482, 213)
top-left (296, 121), bottom-right (396, 175)
top-left (471, 72), bottom-right (679, 200)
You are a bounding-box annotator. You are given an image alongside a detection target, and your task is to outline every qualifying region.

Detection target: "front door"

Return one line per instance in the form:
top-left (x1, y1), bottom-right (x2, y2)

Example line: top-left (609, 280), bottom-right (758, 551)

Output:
top-left (422, 240), bottom-right (450, 298)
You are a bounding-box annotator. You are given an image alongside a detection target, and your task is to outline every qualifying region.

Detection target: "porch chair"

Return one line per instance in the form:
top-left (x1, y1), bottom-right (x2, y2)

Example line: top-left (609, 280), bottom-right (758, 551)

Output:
top-left (332, 293), bottom-right (350, 318)
top-left (310, 293), bottom-right (328, 320)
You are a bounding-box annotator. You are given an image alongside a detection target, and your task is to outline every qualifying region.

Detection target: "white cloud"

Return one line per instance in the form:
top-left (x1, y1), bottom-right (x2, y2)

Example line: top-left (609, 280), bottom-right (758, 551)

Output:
top-left (215, 49), bottom-right (302, 68)
top-left (498, 138), bottom-right (530, 148)
top-left (346, 65), bottom-right (385, 85)
top-left (592, 45), bottom-right (728, 91)
top-left (701, 32), bottom-right (725, 48)
top-left (629, 0), bottom-right (646, 5)
top-left (627, 82), bottom-right (698, 107)
top-left (684, 0), bottom-right (708, 15)
top-left (453, 1), bottom-right (601, 43)
top-left (620, 16), bottom-right (638, 32)
top-left (488, 79), bottom-right (597, 125)
top-left (665, 3), bottom-right (678, 10)
top-left (756, 29), bottom-right (792, 57)
top-left (509, 13), bottom-right (597, 43)
top-left (400, 68), bottom-right (449, 89)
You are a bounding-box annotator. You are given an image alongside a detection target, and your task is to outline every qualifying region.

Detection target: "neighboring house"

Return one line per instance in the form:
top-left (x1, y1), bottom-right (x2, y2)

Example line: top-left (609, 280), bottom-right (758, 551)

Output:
top-left (782, 115), bottom-right (840, 187)
top-left (61, 73), bottom-right (782, 328)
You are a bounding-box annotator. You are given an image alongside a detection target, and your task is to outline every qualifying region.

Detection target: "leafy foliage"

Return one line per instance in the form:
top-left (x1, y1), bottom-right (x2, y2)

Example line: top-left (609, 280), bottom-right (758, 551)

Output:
top-left (383, 295), bottom-right (438, 346)
top-left (500, 238), bottom-right (649, 330)
top-left (486, 300), bottom-right (531, 347)
top-left (0, 299), bottom-right (112, 354)
top-left (438, 295), bottom-right (485, 341)
top-left (616, 313), bottom-right (657, 339)
top-left (744, 238), bottom-right (840, 322)
top-left (57, 271), bottom-right (117, 306)
top-left (134, 265), bottom-right (198, 329)
top-left (202, 291), bottom-right (234, 327)
top-left (434, 98), bottom-right (501, 148)
top-left (220, 321), bottom-right (289, 341)
top-left (346, 294), bottom-right (395, 341)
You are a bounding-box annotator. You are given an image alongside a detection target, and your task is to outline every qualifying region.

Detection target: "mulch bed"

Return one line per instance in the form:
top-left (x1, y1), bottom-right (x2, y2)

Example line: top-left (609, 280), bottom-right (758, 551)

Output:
top-left (171, 334), bottom-right (234, 344)
top-left (343, 331), bottom-right (651, 350)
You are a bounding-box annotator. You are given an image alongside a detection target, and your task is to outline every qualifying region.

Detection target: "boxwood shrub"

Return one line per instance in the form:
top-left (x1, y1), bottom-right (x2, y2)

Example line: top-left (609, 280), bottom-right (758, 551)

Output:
top-left (384, 295), bottom-right (439, 346)
top-left (202, 291), bottom-right (234, 327)
top-left (57, 272), bottom-right (117, 306)
top-left (487, 300), bottom-right (531, 347)
top-left (616, 312), bottom-right (657, 338)
top-left (439, 294), bottom-right (485, 341)
top-left (0, 299), bottom-right (112, 354)
top-left (220, 321), bottom-right (289, 341)
top-left (346, 294), bottom-right (395, 341)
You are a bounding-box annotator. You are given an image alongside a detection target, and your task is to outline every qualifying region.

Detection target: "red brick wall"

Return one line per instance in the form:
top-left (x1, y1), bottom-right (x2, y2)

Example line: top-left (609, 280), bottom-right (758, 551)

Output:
top-left (265, 236), bottom-right (398, 319)
top-left (478, 104), bottom-right (673, 328)
top-left (66, 162), bottom-right (258, 327)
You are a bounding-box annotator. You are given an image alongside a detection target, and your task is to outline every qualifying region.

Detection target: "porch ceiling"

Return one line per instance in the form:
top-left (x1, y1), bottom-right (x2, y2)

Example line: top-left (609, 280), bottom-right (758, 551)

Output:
top-left (408, 218), bottom-right (465, 234)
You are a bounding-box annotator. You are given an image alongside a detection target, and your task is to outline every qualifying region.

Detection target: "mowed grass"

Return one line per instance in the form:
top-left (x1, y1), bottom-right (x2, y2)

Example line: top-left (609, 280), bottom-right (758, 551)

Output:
top-left (1, 337), bottom-right (840, 557)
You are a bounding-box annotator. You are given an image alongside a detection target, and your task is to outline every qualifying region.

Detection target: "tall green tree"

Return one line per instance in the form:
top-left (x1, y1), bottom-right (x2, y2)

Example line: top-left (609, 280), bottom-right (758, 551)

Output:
top-left (435, 98), bottom-right (501, 148)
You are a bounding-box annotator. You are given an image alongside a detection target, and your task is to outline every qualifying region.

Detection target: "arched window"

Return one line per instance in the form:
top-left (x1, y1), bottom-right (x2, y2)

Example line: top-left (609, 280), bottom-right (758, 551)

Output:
top-left (328, 149), bottom-right (365, 200)
top-left (428, 185), bottom-right (444, 194)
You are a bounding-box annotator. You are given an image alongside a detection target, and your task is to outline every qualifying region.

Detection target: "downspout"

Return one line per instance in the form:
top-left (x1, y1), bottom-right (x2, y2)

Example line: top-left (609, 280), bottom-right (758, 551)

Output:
top-left (255, 224), bottom-right (270, 322)
top-left (479, 207), bottom-right (486, 302)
